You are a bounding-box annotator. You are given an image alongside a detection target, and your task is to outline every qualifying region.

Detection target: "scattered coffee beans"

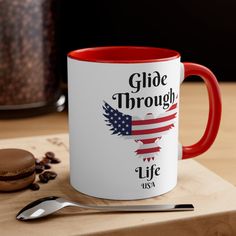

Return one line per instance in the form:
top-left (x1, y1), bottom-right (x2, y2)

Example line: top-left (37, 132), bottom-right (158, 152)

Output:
top-left (30, 151), bottom-right (61, 190)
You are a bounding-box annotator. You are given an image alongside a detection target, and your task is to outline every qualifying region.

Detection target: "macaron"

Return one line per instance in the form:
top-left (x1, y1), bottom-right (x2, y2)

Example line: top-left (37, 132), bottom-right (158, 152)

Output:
top-left (0, 149), bottom-right (36, 192)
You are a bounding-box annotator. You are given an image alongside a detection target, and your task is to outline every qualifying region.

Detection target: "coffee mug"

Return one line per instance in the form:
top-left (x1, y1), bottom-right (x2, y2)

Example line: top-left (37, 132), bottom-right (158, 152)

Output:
top-left (67, 46), bottom-right (221, 200)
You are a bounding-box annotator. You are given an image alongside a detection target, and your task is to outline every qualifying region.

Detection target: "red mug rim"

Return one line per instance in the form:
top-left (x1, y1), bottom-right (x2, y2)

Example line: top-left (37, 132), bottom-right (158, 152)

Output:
top-left (68, 46), bottom-right (180, 63)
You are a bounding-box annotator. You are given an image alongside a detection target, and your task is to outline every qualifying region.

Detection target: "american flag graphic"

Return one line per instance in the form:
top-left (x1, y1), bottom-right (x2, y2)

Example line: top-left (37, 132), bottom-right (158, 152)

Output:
top-left (103, 101), bottom-right (178, 162)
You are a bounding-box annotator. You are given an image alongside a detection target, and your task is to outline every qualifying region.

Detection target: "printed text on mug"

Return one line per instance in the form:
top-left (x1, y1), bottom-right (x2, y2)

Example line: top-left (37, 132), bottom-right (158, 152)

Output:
top-left (135, 164), bottom-right (161, 189)
top-left (112, 71), bottom-right (175, 110)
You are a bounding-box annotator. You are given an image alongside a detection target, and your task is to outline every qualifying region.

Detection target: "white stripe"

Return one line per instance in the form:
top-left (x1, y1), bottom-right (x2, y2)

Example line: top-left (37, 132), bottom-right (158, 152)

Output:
top-left (132, 118), bottom-right (176, 131)
top-left (137, 142), bottom-right (159, 150)
top-left (132, 107), bottom-right (177, 121)
top-left (136, 153), bottom-right (159, 158)
top-left (155, 108), bottom-right (177, 118)
top-left (125, 129), bottom-right (174, 140)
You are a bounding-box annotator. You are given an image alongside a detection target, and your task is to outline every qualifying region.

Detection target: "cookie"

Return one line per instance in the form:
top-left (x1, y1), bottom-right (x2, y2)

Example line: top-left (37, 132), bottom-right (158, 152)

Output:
top-left (0, 149), bottom-right (36, 192)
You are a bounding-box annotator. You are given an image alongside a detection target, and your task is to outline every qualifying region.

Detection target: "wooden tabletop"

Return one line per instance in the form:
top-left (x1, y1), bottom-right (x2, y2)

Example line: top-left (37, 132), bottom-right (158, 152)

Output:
top-left (0, 82), bottom-right (235, 235)
top-left (0, 82), bottom-right (235, 185)
top-left (1, 134), bottom-right (236, 236)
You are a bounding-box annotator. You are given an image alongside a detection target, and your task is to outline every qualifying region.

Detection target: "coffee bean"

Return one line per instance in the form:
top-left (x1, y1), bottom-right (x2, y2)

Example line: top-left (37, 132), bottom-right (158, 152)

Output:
top-left (40, 158), bottom-right (51, 166)
top-left (39, 173), bottom-right (48, 183)
top-left (39, 161), bottom-right (45, 166)
top-left (45, 152), bottom-right (55, 160)
top-left (50, 157), bottom-right (61, 164)
top-left (35, 164), bottom-right (44, 174)
top-left (44, 152), bottom-right (61, 164)
top-left (42, 157), bottom-right (52, 164)
top-left (29, 183), bottom-right (40, 191)
top-left (44, 163), bottom-right (51, 169)
top-left (43, 171), bottom-right (57, 180)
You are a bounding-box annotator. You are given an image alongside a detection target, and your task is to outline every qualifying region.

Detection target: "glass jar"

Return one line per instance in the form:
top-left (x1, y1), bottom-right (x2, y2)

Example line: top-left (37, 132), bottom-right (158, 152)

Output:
top-left (0, 0), bottom-right (65, 118)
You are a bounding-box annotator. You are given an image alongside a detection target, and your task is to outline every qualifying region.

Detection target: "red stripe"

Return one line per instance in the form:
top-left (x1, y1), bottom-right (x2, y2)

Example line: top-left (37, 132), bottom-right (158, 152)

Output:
top-left (168, 103), bottom-right (177, 111)
top-left (132, 113), bottom-right (176, 126)
top-left (132, 124), bottom-right (174, 135)
top-left (136, 138), bottom-right (158, 144)
top-left (136, 146), bottom-right (161, 155)
top-left (135, 137), bottom-right (161, 143)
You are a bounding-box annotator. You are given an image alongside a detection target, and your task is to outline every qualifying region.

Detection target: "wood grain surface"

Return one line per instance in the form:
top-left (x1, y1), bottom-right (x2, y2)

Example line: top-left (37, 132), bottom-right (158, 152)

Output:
top-left (0, 82), bottom-right (235, 235)
top-left (0, 134), bottom-right (235, 236)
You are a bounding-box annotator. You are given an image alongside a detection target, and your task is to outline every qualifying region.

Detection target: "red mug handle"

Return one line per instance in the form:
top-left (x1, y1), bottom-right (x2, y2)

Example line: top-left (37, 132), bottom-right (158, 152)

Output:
top-left (179, 62), bottom-right (222, 160)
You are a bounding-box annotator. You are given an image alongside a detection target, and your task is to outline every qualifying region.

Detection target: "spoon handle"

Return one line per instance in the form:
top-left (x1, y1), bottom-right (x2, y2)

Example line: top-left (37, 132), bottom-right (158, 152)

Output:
top-left (82, 203), bottom-right (194, 212)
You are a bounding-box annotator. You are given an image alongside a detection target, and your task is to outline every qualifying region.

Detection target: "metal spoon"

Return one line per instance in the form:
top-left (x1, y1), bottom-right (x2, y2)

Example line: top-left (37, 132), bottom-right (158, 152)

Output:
top-left (16, 196), bottom-right (194, 221)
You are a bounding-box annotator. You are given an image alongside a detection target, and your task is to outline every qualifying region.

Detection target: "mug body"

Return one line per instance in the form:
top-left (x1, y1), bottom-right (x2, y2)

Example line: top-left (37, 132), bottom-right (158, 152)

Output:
top-left (68, 47), bottom-right (181, 200)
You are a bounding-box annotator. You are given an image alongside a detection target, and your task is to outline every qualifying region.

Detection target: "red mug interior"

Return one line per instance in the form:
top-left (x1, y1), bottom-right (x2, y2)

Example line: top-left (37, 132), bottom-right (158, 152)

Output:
top-left (68, 46), bottom-right (180, 63)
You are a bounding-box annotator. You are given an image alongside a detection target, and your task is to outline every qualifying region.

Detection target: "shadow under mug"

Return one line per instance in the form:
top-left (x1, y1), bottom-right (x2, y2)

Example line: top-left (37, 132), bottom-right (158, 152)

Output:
top-left (67, 46), bottom-right (221, 200)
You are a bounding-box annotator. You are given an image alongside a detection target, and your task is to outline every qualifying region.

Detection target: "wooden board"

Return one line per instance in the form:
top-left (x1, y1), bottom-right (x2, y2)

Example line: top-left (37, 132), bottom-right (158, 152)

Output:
top-left (0, 133), bottom-right (236, 236)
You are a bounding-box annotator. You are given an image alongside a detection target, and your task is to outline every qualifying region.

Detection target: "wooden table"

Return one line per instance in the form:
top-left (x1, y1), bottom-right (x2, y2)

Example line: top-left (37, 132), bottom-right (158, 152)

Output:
top-left (0, 82), bottom-right (235, 235)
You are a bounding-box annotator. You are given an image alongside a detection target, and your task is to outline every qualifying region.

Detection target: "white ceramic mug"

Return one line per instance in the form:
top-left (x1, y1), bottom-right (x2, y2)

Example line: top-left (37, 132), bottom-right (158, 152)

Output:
top-left (67, 46), bottom-right (221, 200)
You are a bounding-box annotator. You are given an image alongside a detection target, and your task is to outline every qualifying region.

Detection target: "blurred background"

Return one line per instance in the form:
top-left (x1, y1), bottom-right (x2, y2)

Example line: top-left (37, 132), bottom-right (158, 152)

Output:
top-left (0, 0), bottom-right (235, 118)
top-left (58, 0), bottom-right (236, 83)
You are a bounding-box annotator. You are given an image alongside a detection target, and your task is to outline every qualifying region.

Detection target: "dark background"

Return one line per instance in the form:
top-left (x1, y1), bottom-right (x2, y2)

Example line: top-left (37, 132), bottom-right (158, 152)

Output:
top-left (58, 0), bottom-right (236, 82)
